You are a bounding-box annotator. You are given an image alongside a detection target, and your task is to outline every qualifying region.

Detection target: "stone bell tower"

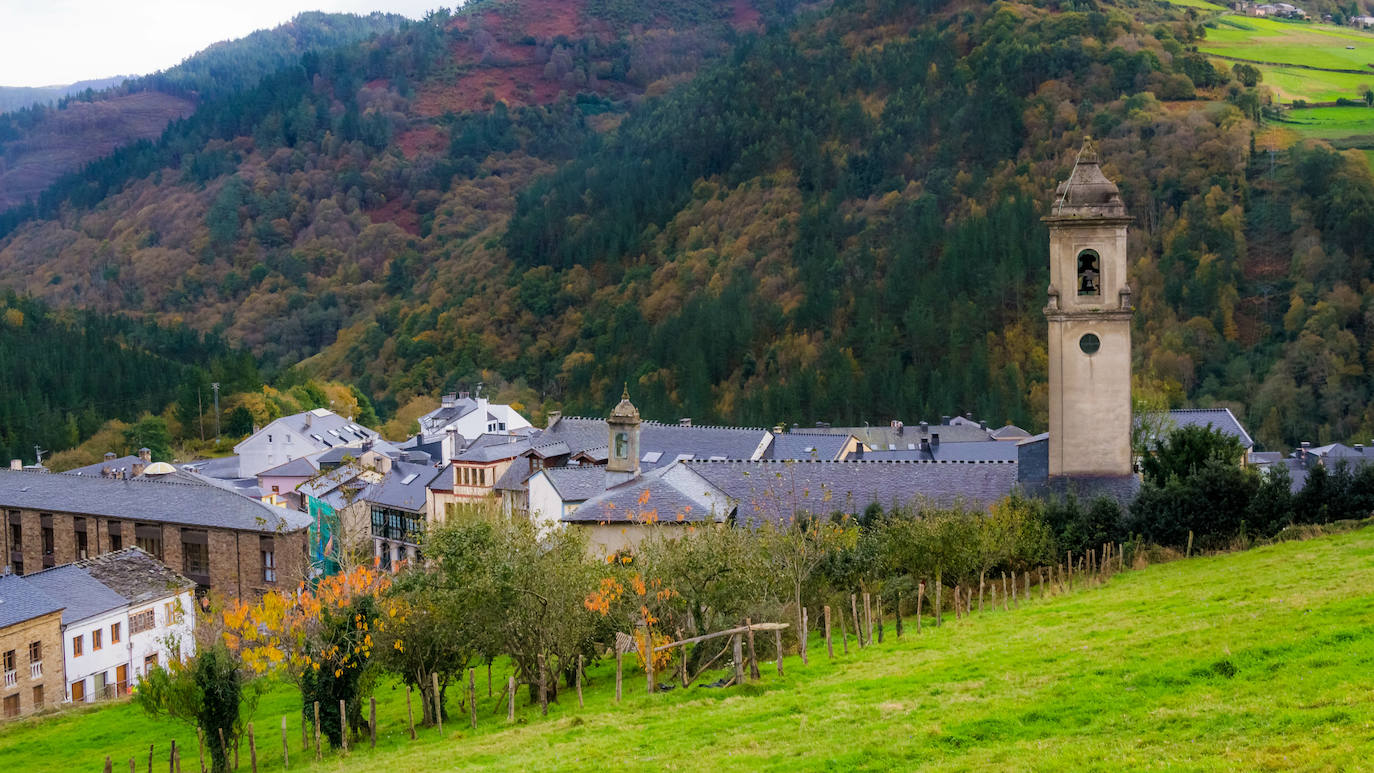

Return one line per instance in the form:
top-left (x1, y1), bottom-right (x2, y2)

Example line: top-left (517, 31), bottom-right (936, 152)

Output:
top-left (606, 386), bottom-right (641, 486)
top-left (1044, 139), bottom-right (1134, 478)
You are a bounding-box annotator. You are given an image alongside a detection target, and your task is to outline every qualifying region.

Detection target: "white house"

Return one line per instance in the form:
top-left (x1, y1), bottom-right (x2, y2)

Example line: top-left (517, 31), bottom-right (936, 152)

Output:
top-left (235, 409), bottom-right (379, 478)
top-left (24, 549), bottom-right (195, 702)
top-left (416, 393), bottom-right (532, 463)
top-left (526, 467), bottom-right (608, 529)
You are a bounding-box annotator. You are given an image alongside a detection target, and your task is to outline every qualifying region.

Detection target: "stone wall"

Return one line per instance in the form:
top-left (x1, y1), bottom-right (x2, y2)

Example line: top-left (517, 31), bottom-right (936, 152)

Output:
top-left (0, 610), bottom-right (64, 720)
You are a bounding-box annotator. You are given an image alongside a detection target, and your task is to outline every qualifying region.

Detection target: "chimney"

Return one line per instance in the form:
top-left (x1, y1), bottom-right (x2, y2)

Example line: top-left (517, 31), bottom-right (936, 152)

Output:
top-left (932, 432), bottom-right (940, 448)
top-left (132, 462), bottom-right (145, 477)
top-left (679, 418), bottom-right (692, 427)
top-left (853, 445), bottom-right (863, 460)
top-left (920, 439), bottom-right (931, 453)
top-left (101, 466), bottom-right (111, 478)
top-left (9, 459), bottom-right (20, 471)
top-left (1301, 441), bottom-right (1312, 449)
top-left (919, 420), bottom-right (929, 433)
top-left (305, 412), bottom-right (312, 429)
top-left (138, 447), bottom-right (152, 463)
top-left (441, 393), bottom-right (457, 408)
top-left (1356, 444), bottom-right (1364, 454)
top-left (791, 423), bottom-right (799, 432)
top-left (892, 421), bottom-right (904, 435)
top-left (546, 411), bottom-right (562, 429)
top-left (941, 415), bottom-right (951, 425)
top-left (773, 424), bottom-right (785, 435)
top-left (459, 390), bottom-right (470, 400)
top-left (979, 420), bottom-right (987, 431)
top-left (103, 452), bottom-right (116, 461)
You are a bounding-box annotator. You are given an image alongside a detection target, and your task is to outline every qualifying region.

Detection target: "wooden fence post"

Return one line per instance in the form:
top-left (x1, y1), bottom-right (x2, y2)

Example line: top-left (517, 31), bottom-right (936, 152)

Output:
top-left (774, 628), bottom-right (784, 676)
top-left (196, 728), bottom-right (205, 773)
top-left (247, 723), bottom-right (256, 773)
top-left (732, 634), bottom-right (744, 685)
top-left (642, 623), bottom-right (655, 695)
top-left (432, 672), bottom-right (443, 734)
top-left (953, 585), bottom-right (962, 621)
top-left (487, 661), bottom-right (492, 698)
top-left (979, 571), bottom-right (985, 612)
top-left (281, 716), bottom-right (289, 769)
top-left (850, 595), bottom-right (863, 646)
top-left (744, 618), bottom-right (760, 680)
top-left (507, 675), bottom-right (516, 722)
top-left (405, 686), bottom-right (416, 740)
top-left (823, 605), bottom-right (833, 658)
top-left (169, 741), bottom-right (176, 773)
top-left (129, 758), bottom-right (135, 773)
top-left (369, 697), bottom-right (376, 750)
top-left (538, 655), bottom-right (548, 716)
top-left (339, 699), bottom-right (347, 753)
top-left (1186, 530), bottom-right (1194, 558)
top-left (468, 668), bottom-right (477, 729)
top-left (800, 607), bottom-right (809, 665)
top-left (895, 593), bottom-right (904, 638)
top-left (148, 743), bottom-right (154, 773)
top-left (934, 579), bottom-right (942, 626)
top-left (577, 654), bottom-right (585, 708)
top-left (105, 756), bottom-right (112, 773)
top-left (312, 702), bottom-right (320, 760)
top-left (1001, 572), bottom-right (1009, 611)
top-left (862, 593), bottom-right (873, 643)
top-left (615, 651), bottom-right (623, 703)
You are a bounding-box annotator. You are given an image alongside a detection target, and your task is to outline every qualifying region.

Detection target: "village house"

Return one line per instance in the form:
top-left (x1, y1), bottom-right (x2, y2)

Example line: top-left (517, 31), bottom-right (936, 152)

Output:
top-left (428, 433), bottom-right (532, 520)
top-left (0, 470), bottom-right (310, 598)
top-left (24, 548), bottom-right (195, 704)
top-left (412, 392), bottom-right (533, 464)
top-left (298, 452), bottom-right (439, 573)
top-left (234, 409), bottom-right (379, 478)
top-left (0, 572), bottom-right (64, 719)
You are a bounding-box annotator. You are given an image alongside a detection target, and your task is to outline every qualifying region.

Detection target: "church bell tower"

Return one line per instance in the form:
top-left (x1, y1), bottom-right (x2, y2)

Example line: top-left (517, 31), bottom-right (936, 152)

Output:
top-left (606, 386), bottom-right (641, 486)
top-left (1044, 139), bottom-right (1134, 478)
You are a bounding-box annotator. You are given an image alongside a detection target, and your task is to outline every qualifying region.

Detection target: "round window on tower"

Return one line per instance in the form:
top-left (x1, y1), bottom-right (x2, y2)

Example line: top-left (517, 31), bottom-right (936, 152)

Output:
top-left (1079, 333), bottom-right (1101, 355)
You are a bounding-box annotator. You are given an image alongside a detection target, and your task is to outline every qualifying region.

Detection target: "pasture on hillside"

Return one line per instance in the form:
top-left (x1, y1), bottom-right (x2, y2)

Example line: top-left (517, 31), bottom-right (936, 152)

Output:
top-left (1195, 13), bottom-right (1374, 103)
top-left (2, 524), bottom-right (1371, 771)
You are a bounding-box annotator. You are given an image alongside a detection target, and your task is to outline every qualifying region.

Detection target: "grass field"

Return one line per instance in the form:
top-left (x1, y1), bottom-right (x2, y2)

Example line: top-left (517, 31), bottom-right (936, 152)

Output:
top-left (1283, 105), bottom-right (1374, 145)
top-left (3, 526), bottom-right (1373, 771)
top-left (1197, 14), bottom-right (1374, 102)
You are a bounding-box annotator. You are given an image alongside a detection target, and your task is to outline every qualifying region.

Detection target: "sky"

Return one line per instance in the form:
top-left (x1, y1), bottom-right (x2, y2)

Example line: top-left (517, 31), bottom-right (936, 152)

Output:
top-left (0, 0), bottom-right (445, 88)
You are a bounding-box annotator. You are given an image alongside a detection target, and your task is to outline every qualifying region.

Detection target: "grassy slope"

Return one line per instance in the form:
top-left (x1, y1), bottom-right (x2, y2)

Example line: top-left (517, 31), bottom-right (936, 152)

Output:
top-left (5, 526), bottom-right (1371, 771)
top-left (1195, 15), bottom-right (1374, 103)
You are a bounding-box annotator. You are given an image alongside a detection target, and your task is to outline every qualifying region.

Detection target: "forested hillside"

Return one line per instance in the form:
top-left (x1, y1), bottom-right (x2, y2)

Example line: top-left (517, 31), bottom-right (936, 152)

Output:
top-left (1, 0), bottom-right (1372, 453)
top-left (0, 12), bottom-right (404, 212)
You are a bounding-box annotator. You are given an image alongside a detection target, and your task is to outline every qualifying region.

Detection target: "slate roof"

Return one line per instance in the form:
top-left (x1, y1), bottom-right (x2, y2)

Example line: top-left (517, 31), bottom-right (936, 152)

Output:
top-left (816, 423), bottom-right (993, 449)
top-left (494, 462), bottom-right (533, 492)
top-left (767, 433), bottom-right (853, 462)
top-left (541, 417), bottom-right (771, 468)
top-left (540, 466), bottom-right (609, 502)
top-left (24, 565), bottom-right (128, 625)
top-left (183, 455), bottom-right (243, 480)
top-left (862, 441), bottom-right (1019, 463)
top-left (0, 572), bottom-right (63, 629)
top-left (419, 398), bottom-right (480, 432)
top-left (365, 462), bottom-right (441, 513)
top-left (990, 424), bottom-right (1032, 440)
top-left (62, 455), bottom-right (147, 477)
top-left (688, 460), bottom-right (1020, 523)
top-left (258, 457), bottom-right (320, 477)
top-left (240, 410), bottom-right (377, 453)
top-left (1141, 408), bottom-right (1255, 450)
top-left (0, 470), bottom-right (310, 533)
top-left (454, 434), bottom-right (532, 463)
top-left (564, 465), bottom-right (722, 524)
top-left (76, 548), bottom-right (195, 605)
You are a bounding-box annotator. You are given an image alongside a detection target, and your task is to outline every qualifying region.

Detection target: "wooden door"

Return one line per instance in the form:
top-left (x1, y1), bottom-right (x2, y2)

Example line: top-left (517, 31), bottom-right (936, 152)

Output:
top-left (115, 665), bottom-right (128, 696)
top-left (70, 679), bottom-right (85, 703)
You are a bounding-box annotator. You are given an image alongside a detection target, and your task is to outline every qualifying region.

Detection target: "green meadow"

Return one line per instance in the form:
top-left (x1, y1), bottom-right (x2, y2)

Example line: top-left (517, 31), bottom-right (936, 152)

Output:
top-left (1283, 105), bottom-right (1374, 147)
top-left (1196, 14), bottom-right (1374, 102)
top-left (3, 524), bottom-right (1372, 771)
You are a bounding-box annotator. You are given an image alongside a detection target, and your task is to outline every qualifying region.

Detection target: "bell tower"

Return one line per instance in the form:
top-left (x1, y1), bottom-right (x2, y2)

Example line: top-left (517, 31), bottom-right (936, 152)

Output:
top-left (606, 386), bottom-right (641, 485)
top-left (1044, 139), bottom-right (1134, 478)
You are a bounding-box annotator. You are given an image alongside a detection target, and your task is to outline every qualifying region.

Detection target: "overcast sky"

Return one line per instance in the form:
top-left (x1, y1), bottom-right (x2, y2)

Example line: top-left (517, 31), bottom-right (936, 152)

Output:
top-left (0, 1), bottom-right (446, 88)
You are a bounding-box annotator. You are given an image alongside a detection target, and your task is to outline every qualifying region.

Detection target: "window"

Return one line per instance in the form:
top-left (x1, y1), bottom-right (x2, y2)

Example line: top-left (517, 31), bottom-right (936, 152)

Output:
top-left (6, 511), bottom-right (20, 550)
top-left (261, 537), bottom-right (276, 583)
top-left (129, 609), bottom-right (155, 634)
top-left (614, 431), bottom-right (629, 459)
top-left (72, 635), bottom-right (83, 658)
top-left (27, 641), bottom-right (40, 664)
top-left (1076, 249), bottom-right (1101, 296)
top-left (108, 519), bottom-right (122, 551)
top-left (267, 434), bottom-right (273, 443)
top-left (143, 654), bottom-right (158, 673)
top-left (111, 622), bottom-right (121, 644)
top-left (2, 649), bottom-right (14, 673)
top-left (92, 629), bottom-right (102, 651)
top-left (164, 601), bottom-right (183, 625)
top-left (135, 523), bottom-right (163, 561)
top-left (181, 529), bottom-right (209, 579)
top-left (74, 516), bottom-right (87, 560)
top-left (40, 514), bottom-right (54, 567)
top-left (1079, 333), bottom-right (1101, 355)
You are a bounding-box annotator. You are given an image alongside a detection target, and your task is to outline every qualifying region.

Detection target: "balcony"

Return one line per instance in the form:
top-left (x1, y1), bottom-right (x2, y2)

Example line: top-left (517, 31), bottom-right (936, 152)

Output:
top-left (29, 661), bottom-right (42, 679)
top-left (3, 670), bottom-right (15, 688)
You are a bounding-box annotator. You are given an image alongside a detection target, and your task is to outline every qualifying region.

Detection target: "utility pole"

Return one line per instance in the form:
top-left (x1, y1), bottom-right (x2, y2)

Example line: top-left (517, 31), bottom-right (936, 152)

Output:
top-left (32, 446), bottom-right (46, 468)
top-left (211, 382), bottom-right (221, 440)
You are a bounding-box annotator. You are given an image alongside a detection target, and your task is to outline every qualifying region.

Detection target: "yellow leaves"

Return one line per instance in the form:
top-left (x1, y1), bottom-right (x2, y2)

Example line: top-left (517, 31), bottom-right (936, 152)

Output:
top-left (394, 640), bottom-right (404, 652)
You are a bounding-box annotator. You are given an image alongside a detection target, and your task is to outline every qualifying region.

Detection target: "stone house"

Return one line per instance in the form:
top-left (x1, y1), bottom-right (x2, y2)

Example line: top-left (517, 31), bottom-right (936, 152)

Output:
top-left (0, 470), bottom-right (310, 598)
top-left (0, 572), bottom-right (64, 719)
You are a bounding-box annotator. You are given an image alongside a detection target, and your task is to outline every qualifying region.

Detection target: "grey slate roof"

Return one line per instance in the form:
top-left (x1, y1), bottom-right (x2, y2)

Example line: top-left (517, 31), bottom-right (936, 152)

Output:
top-left (182, 455), bottom-right (243, 480)
top-left (365, 462), bottom-right (441, 513)
top-left (1141, 408), bottom-right (1255, 450)
top-left (565, 465), bottom-right (722, 524)
top-left (62, 455), bottom-right (147, 477)
top-left (816, 423), bottom-right (993, 449)
top-left (767, 433), bottom-right (853, 462)
top-left (77, 548), bottom-right (195, 605)
top-left (454, 434), bottom-right (532, 463)
top-left (862, 441), bottom-right (1019, 463)
top-left (0, 470), bottom-right (310, 533)
top-left (990, 424), bottom-right (1032, 440)
top-left (689, 460), bottom-right (1020, 523)
top-left (242, 410), bottom-right (377, 452)
top-left (0, 572), bottom-right (63, 629)
top-left (419, 398), bottom-right (480, 431)
top-left (541, 466), bottom-right (610, 502)
top-left (541, 417), bottom-right (771, 469)
top-left (24, 565), bottom-right (128, 625)
top-left (258, 457), bottom-right (320, 477)
top-left (494, 462), bottom-right (533, 492)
